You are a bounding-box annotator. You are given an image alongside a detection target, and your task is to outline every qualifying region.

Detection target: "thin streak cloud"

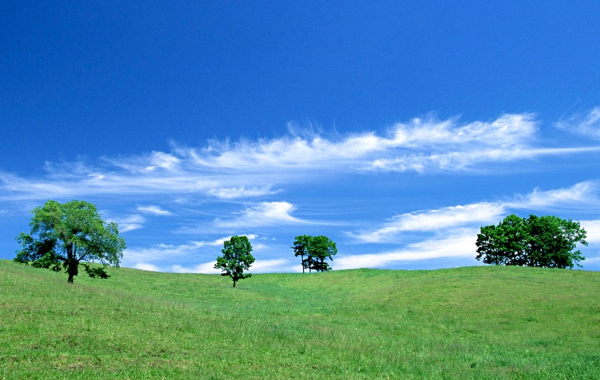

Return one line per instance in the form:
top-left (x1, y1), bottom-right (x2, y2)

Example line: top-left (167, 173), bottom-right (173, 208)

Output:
top-left (137, 205), bottom-right (171, 216)
top-left (350, 181), bottom-right (597, 243)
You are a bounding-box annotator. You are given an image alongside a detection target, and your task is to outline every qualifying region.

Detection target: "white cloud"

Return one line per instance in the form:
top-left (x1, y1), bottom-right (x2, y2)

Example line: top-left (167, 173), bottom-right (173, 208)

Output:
top-left (367, 146), bottom-right (600, 173)
top-left (133, 262), bottom-right (161, 272)
top-left (248, 259), bottom-right (290, 273)
top-left (215, 201), bottom-right (306, 228)
top-left (172, 262), bottom-right (220, 274)
top-left (336, 230), bottom-right (477, 270)
top-left (580, 220), bottom-right (600, 243)
top-left (351, 181), bottom-right (597, 243)
top-left (183, 113), bottom-right (539, 170)
top-left (1, 113), bottom-right (597, 202)
top-left (350, 203), bottom-right (505, 243)
top-left (137, 205), bottom-right (171, 216)
top-left (510, 181), bottom-right (598, 209)
top-left (171, 258), bottom-right (293, 274)
top-left (556, 107), bottom-right (600, 139)
top-left (105, 214), bottom-right (145, 233)
top-left (208, 186), bottom-right (280, 199)
top-left (144, 152), bottom-right (181, 172)
top-left (123, 235), bottom-right (258, 265)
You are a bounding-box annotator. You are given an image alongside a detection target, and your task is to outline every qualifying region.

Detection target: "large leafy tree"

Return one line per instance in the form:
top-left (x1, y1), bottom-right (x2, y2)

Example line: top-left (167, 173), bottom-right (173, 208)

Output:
top-left (15, 200), bottom-right (126, 283)
top-left (292, 235), bottom-right (337, 272)
top-left (214, 235), bottom-right (255, 287)
top-left (476, 214), bottom-right (587, 268)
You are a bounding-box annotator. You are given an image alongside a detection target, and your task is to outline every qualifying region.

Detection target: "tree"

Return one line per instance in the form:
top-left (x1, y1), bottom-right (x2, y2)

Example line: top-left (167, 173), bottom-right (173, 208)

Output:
top-left (14, 200), bottom-right (126, 283)
top-left (309, 236), bottom-right (337, 272)
top-left (292, 235), bottom-right (312, 273)
top-left (476, 214), bottom-right (587, 268)
top-left (214, 235), bottom-right (255, 287)
top-left (292, 235), bottom-right (337, 272)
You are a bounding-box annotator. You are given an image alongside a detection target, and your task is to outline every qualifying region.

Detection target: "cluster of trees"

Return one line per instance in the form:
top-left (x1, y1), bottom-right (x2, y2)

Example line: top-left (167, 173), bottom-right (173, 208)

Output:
top-left (14, 200), bottom-right (591, 286)
top-left (476, 214), bottom-right (587, 268)
top-left (292, 235), bottom-right (337, 273)
top-left (14, 200), bottom-right (340, 287)
top-left (213, 234), bottom-right (338, 287)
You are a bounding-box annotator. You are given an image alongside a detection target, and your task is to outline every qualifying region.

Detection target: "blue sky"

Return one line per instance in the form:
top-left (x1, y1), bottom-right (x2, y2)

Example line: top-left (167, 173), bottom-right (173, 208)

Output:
top-left (1, 1), bottom-right (600, 273)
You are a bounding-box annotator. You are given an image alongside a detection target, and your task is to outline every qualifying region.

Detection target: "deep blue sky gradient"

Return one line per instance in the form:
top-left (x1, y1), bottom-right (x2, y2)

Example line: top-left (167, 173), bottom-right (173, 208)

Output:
top-left (1, 1), bottom-right (600, 272)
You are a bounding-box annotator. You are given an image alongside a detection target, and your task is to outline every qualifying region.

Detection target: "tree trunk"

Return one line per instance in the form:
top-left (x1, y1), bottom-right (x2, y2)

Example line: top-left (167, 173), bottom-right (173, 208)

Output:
top-left (67, 259), bottom-right (78, 284)
top-left (233, 279), bottom-right (236, 288)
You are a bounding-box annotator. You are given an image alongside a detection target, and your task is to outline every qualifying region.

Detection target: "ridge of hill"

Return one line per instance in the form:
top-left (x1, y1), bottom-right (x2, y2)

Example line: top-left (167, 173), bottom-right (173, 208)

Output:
top-left (1, 260), bottom-right (599, 379)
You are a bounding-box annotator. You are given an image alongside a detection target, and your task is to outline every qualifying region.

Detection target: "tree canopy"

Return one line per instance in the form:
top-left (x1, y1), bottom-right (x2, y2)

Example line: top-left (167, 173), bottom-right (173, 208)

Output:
top-left (292, 235), bottom-right (312, 273)
top-left (476, 214), bottom-right (587, 268)
top-left (15, 200), bottom-right (126, 283)
top-left (214, 235), bottom-right (255, 287)
top-left (292, 235), bottom-right (337, 272)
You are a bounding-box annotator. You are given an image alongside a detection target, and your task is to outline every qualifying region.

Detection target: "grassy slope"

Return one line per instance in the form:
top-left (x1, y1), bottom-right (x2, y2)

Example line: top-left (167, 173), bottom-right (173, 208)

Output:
top-left (1, 260), bottom-right (599, 379)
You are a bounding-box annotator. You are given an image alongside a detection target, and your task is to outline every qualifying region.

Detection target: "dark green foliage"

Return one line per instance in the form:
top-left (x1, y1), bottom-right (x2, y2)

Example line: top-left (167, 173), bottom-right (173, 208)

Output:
top-left (292, 235), bottom-right (337, 272)
top-left (214, 235), bottom-right (255, 287)
top-left (83, 264), bottom-right (111, 279)
top-left (14, 199), bottom-right (126, 283)
top-left (476, 214), bottom-right (587, 268)
top-left (292, 234), bottom-right (312, 273)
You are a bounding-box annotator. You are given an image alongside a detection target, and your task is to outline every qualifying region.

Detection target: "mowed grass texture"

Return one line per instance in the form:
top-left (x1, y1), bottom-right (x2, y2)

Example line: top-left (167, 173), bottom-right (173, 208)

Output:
top-left (1, 260), bottom-right (599, 379)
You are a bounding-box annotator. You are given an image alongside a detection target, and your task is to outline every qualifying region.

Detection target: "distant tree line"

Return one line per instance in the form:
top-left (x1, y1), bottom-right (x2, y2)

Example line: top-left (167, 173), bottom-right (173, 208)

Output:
top-left (14, 200), bottom-right (591, 287)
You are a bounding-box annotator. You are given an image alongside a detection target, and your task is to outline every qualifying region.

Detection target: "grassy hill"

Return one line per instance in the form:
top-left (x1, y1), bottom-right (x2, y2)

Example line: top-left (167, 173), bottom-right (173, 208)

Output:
top-left (1, 260), bottom-right (599, 379)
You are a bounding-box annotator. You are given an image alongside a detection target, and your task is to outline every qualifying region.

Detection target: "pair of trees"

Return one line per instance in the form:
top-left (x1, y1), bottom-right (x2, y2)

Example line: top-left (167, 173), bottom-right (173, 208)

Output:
top-left (476, 214), bottom-right (587, 268)
top-left (14, 200), bottom-right (126, 283)
top-left (214, 234), bottom-right (338, 287)
top-left (292, 235), bottom-right (337, 273)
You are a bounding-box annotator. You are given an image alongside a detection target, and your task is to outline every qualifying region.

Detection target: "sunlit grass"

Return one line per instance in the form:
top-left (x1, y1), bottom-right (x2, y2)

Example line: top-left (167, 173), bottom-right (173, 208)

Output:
top-left (1, 260), bottom-right (599, 379)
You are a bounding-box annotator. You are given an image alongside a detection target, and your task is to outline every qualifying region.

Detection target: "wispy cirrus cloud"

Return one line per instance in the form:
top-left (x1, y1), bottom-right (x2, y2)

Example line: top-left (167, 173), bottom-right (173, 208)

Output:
top-left (349, 203), bottom-right (505, 243)
top-left (179, 113), bottom-right (540, 171)
top-left (336, 229), bottom-right (478, 270)
top-left (509, 180), bottom-right (598, 209)
top-left (105, 214), bottom-right (146, 233)
top-left (350, 181), bottom-right (597, 243)
top-left (367, 146), bottom-right (600, 173)
top-left (215, 201), bottom-right (307, 228)
top-left (137, 205), bottom-right (171, 216)
top-left (123, 234), bottom-right (258, 265)
top-left (208, 186), bottom-right (280, 199)
top-left (1, 113), bottom-right (597, 203)
top-left (556, 107), bottom-right (600, 139)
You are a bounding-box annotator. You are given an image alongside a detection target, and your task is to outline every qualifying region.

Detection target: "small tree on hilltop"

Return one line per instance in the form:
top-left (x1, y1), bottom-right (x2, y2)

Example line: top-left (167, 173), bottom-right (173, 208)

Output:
top-left (476, 214), bottom-right (587, 268)
top-left (14, 200), bottom-right (126, 283)
top-left (292, 235), bottom-right (312, 273)
top-left (214, 235), bottom-right (255, 287)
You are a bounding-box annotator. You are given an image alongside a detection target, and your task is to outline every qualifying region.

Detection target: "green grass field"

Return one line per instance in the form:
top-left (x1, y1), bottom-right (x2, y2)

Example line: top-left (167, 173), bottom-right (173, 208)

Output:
top-left (1, 259), bottom-right (599, 379)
